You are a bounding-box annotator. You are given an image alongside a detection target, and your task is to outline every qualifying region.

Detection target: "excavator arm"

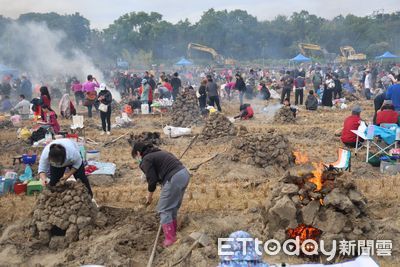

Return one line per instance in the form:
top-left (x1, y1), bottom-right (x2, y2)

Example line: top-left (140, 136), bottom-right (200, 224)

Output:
top-left (187, 42), bottom-right (236, 65)
top-left (187, 43), bottom-right (221, 61)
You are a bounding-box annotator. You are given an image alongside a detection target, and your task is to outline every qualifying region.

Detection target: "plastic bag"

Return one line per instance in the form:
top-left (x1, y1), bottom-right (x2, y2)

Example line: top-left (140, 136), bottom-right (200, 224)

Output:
top-left (18, 128), bottom-right (32, 139)
top-left (10, 115), bottom-right (21, 127)
top-left (163, 125), bottom-right (192, 138)
top-left (19, 165), bottom-right (33, 182)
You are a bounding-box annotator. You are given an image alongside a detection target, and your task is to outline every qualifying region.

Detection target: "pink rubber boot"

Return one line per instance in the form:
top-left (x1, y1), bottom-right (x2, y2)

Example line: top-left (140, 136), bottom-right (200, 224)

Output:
top-left (162, 222), bottom-right (177, 247)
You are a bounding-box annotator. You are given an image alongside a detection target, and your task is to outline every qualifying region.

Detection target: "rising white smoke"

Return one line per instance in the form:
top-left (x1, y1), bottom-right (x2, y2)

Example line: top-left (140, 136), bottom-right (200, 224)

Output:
top-left (0, 21), bottom-right (121, 102)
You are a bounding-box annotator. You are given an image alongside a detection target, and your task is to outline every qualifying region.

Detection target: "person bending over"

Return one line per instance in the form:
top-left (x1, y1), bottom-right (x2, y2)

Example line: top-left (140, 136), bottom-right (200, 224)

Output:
top-left (132, 142), bottom-right (190, 247)
top-left (234, 104), bottom-right (254, 120)
top-left (38, 139), bottom-right (93, 198)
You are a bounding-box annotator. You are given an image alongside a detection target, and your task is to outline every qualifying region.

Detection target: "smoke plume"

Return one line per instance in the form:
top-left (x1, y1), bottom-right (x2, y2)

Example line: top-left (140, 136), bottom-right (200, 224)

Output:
top-left (0, 21), bottom-right (121, 102)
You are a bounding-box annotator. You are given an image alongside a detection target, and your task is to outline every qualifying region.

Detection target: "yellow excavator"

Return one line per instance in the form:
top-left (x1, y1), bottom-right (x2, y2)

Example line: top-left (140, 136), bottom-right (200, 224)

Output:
top-left (187, 43), bottom-right (236, 65)
top-left (336, 46), bottom-right (367, 63)
top-left (298, 43), bottom-right (336, 62)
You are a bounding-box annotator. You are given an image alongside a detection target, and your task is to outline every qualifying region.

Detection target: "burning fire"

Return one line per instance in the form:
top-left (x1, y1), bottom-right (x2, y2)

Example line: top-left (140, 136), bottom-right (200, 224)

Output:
top-left (293, 151), bottom-right (327, 205)
top-left (287, 224), bottom-right (322, 244)
top-left (293, 151), bottom-right (309, 164)
top-left (309, 162), bottom-right (324, 191)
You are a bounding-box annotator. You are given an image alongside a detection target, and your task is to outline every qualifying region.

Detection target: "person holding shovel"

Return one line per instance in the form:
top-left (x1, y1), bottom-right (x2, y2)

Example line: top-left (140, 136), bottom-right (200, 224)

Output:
top-left (132, 142), bottom-right (190, 247)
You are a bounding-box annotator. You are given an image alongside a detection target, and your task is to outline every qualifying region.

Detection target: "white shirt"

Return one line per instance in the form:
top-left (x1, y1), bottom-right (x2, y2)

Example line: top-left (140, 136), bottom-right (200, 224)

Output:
top-left (13, 99), bottom-right (31, 115)
top-left (364, 74), bottom-right (372, 89)
top-left (38, 139), bottom-right (83, 173)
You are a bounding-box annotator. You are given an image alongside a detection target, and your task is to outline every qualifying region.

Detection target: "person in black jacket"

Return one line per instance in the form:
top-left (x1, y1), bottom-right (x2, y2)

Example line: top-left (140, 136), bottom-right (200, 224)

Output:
top-left (198, 79), bottom-right (207, 110)
top-left (97, 83), bottom-right (113, 135)
top-left (373, 92), bottom-right (386, 125)
top-left (234, 73), bottom-right (246, 105)
top-left (132, 142), bottom-right (190, 247)
top-left (305, 90), bottom-right (318, 110)
top-left (170, 72), bottom-right (182, 101)
top-left (333, 74), bottom-right (343, 99)
top-left (259, 80), bottom-right (271, 100)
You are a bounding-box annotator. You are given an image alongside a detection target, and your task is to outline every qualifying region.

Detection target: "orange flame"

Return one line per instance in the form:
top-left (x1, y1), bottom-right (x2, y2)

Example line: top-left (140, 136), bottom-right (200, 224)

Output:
top-left (293, 151), bottom-right (309, 164)
top-left (308, 162), bottom-right (324, 191)
top-left (287, 224), bottom-right (322, 243)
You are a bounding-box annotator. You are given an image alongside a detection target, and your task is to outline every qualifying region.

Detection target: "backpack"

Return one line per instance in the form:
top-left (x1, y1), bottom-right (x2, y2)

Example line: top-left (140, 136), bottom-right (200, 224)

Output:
top-left (29, 127), bottom-right (47, 145)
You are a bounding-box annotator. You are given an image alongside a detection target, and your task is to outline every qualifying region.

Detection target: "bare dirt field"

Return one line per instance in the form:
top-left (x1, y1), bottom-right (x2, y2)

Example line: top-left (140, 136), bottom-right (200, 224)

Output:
top-left (0, 98), bottom-right (399, 267)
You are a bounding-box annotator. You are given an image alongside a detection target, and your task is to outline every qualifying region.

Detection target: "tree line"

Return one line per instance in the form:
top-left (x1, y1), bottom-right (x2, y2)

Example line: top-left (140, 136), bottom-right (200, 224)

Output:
top-left (0, 9), bottom-right (399, 65)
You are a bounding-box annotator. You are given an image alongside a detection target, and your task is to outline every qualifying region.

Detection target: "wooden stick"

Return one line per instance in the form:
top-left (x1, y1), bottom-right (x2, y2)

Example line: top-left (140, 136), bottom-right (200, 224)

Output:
top-left (147, 223), bottom-right (162, 267)
top-left (171, 237), bottom-right (202, 266)
top-left (178, 134), bottom-right (198, 160)
top-left (103, 131), bottom-right (131, 147)
top-left (189, 153), bottom-right (219, 171)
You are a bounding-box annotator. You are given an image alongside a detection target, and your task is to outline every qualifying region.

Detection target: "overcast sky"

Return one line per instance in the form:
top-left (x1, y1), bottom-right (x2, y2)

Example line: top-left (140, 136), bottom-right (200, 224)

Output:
top-left (0, 0), bottom-right (398, 29)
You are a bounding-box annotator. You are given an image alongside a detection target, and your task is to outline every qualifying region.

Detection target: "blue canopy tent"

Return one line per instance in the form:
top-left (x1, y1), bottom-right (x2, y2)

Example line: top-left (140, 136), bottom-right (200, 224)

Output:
top-left (0, 64), bottom-right (19, 78)
top-left (289, 54), bottom-right (311, 68)
top-left (375, 51), bottom-right (399, 60)
top-left (290, 54), bottom-right (312, 62)
top-left (175, 58), bottom-right (193, 66)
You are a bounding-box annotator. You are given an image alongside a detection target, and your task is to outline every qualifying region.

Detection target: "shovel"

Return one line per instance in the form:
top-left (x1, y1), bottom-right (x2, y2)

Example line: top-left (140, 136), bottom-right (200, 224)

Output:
top-left (171, 232), bottom-right (211, 266)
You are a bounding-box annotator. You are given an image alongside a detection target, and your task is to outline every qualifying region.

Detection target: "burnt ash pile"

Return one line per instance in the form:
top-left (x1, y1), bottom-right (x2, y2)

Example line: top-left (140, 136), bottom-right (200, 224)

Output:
top-left (28, 181), bottom-right (107, 250)
top-left (199, 113), bottom-right (237, 140)
top-left (170, 91), bottom-right (202, 127)
top-left (343, 91), bottom-right (360, 102)
top-left (274, 106), bottom-right (296, 123)
top-left (128, 132), bottom-right (162, 147)
top-left (263, 168), bottom-right (373, 260)
top-left (230, 129), bottom-right (294, 169)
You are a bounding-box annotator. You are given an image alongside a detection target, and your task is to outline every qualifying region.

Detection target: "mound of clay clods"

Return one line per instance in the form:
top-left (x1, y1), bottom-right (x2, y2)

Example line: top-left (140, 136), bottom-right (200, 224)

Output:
top-left (199, 113), bottom-right (237, 140)
top-left (263, 171), bottom-right (374, 262)
top-left (128, 131), bottom-right (162, 147)
top-left (28, 181), bottom-right (107, 250)
top-left (274, 106), bottom-right (296, 123)
top-left (230, 129), bottom-right (294, 169)
top-left (170, 91), bottom-right (202, 127)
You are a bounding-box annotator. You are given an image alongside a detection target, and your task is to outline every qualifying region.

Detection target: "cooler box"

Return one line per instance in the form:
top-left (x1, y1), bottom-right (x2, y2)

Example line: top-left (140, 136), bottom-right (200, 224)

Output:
top-left (0, 177), bottom-right (16, 195)
top-left (380, 161), bottom-right (400, 175)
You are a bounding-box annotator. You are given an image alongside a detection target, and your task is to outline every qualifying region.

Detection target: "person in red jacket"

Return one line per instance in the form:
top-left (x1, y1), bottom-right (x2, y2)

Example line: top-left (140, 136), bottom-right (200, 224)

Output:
top-left (341, 106), bottom-right (363, 148)
top-left (376, 101), bottom-right (399, 126)
top-left (234, 104), bottom-right (254, 120)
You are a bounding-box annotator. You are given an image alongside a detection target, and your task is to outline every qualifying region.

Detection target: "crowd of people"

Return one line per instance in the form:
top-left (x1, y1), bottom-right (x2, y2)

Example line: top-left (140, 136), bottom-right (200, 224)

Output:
top-left (1, 61), bottom-right (399, 141)
top-left (0, 61), bottom-right (399, 251)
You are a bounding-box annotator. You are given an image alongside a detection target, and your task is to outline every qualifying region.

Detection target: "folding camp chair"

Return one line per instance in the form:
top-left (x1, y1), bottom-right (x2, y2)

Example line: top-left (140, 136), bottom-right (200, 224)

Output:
top-left (354, 123), bottom-right (399, 162)
top-left (70, 115), bottom-right (85, 139)
top-left (324, 148), bottom-right (351, 172)
top-left (351, 121), bottom-right (368, 156)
